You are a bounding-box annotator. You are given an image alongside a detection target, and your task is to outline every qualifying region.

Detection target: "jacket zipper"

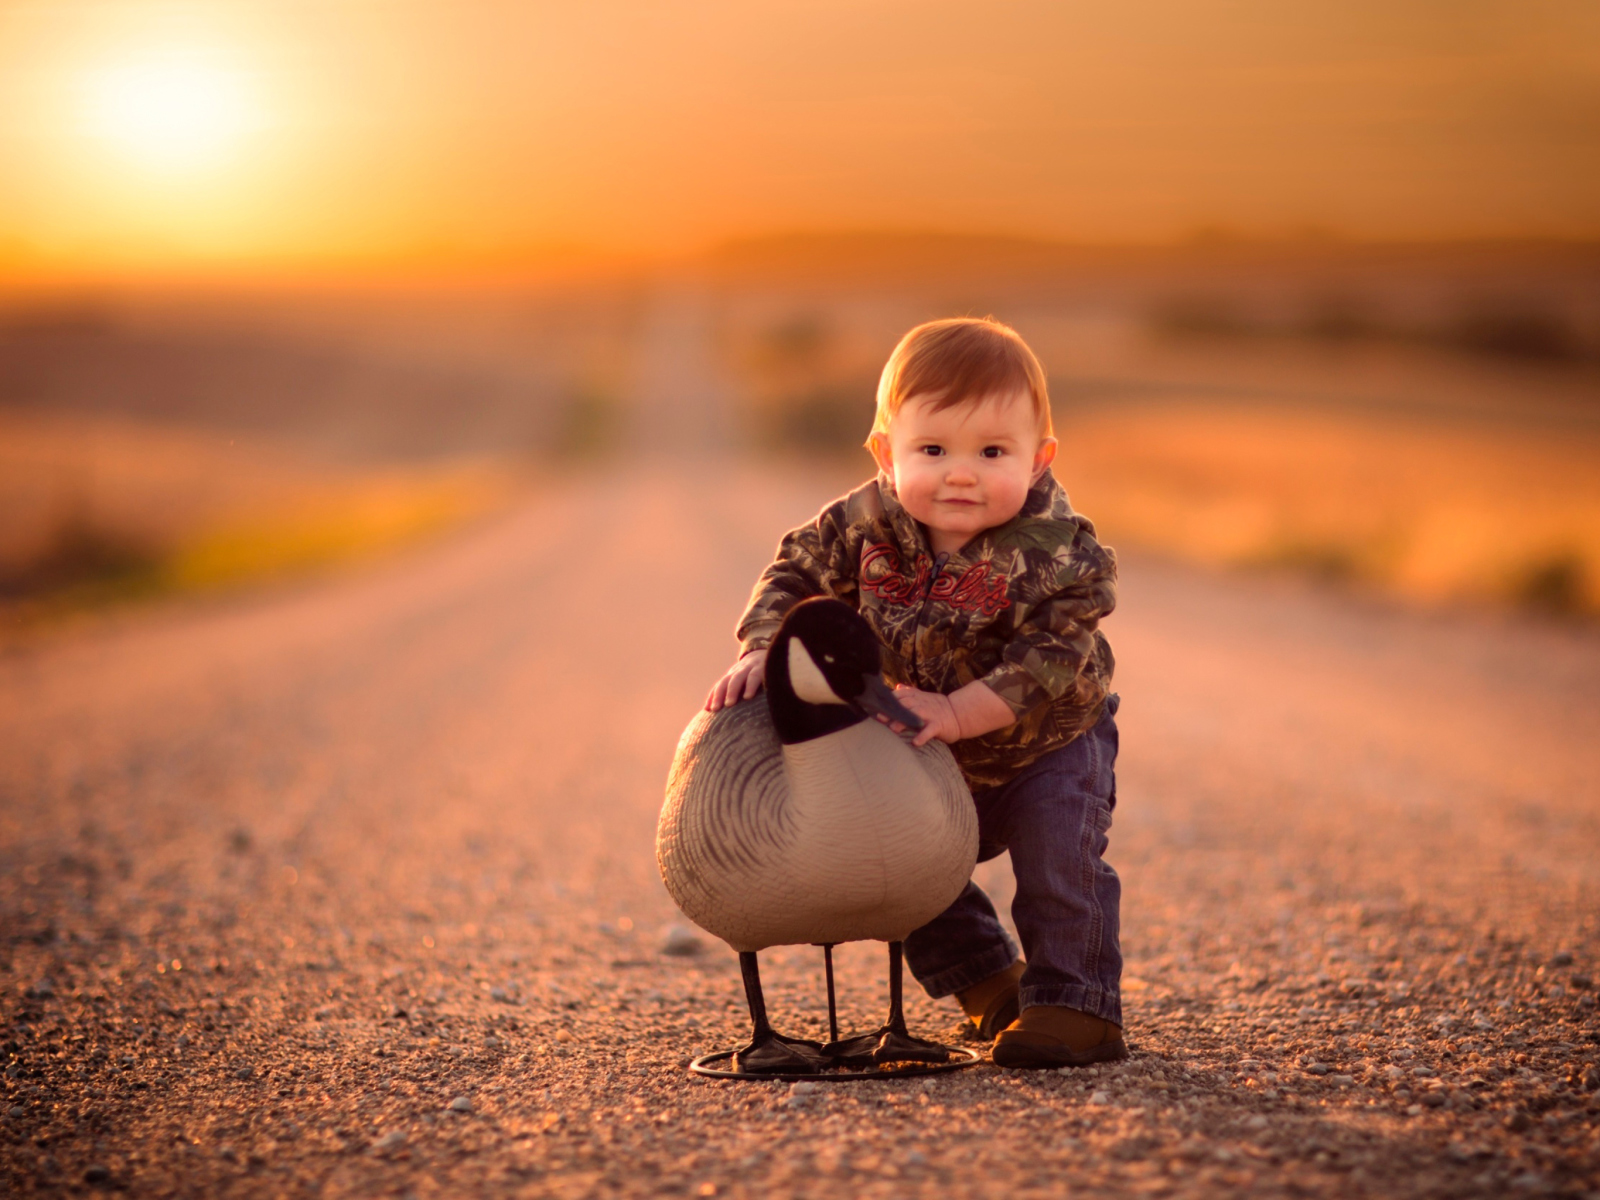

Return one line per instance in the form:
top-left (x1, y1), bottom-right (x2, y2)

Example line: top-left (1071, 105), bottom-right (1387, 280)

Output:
top-left (910, 551), bottom-right (949, 686)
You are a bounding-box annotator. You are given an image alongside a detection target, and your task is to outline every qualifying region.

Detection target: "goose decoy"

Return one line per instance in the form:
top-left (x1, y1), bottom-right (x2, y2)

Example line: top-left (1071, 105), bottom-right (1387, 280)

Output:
top-left (658, 597), bottom-right (978, 1074)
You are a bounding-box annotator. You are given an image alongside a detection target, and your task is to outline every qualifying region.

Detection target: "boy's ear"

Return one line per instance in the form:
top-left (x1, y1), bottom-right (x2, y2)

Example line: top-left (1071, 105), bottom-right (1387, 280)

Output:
top-left (867, 431), bottom-right (894, 476)
top-left (1031, 436), bottom-right (1058, 481)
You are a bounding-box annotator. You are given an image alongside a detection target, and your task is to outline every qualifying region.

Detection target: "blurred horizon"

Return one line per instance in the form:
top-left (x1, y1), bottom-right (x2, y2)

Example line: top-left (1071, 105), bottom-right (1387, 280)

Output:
top-left (2, 0), bottom-right (1598, 286)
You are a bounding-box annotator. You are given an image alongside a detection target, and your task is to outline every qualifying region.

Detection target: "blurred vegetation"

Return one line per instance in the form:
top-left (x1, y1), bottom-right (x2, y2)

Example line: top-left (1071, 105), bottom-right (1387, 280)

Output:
top-left (0, 413), bottom-right (519, 631)
top-left (0, 505), bottom-right (164, 608)
top-left (1150, 294), bottom-right (1591, 362)
top-left (1, 470), bottom-right (512, 628)
top-left (167, 469), bottom-right (513, 592)
top-left (554, 385), bottom-right (621, 460)
top-left (733, 314), bottom-right (880, 457)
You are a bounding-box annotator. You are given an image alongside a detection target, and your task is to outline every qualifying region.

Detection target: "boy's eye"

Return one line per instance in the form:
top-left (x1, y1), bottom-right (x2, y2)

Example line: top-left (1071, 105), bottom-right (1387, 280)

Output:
top-left (919, 445), bottom-right (944, 457)
top-left (981, 446), bottom-right (1005, 458)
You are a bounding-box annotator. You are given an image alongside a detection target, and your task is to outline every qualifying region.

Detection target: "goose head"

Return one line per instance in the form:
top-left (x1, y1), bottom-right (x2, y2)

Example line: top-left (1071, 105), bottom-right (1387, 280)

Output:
top-left (765, 598), bottom-right (925, 745)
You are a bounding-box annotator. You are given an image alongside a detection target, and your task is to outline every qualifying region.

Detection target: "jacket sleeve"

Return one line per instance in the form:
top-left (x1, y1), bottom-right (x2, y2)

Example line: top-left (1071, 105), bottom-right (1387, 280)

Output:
top-left (735, 500), bottom-right (860, 656)
top-left (978, 552), bottom-right (1117, 718)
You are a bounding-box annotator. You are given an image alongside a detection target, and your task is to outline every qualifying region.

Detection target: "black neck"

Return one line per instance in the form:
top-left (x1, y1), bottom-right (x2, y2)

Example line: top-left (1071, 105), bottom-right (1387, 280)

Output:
top-left (765, 632), bottom-right (865, 745)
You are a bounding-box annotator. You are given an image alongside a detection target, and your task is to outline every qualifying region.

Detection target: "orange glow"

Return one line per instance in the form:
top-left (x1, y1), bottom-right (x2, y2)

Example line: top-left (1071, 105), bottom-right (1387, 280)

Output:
top-left (84, 52), bottom-right (260, 171)
top-left (0, 0), bottom-right (1596, 283)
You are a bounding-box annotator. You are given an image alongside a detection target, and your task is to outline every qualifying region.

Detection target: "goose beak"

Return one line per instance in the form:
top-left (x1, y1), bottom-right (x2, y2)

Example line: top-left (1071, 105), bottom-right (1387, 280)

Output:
top-left (852, 675), bottom-right (926, 732)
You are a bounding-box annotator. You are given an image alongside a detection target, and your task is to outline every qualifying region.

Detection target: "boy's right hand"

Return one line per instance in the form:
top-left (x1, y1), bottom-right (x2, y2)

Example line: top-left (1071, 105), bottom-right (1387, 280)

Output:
top-left (705, 648), bottom-right (768, 712)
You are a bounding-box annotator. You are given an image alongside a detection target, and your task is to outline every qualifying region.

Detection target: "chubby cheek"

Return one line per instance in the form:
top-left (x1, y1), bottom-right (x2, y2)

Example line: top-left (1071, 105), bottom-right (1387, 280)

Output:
top-left (891, 463), bottom-right (937, 504)
top-left (986, 473), bottom-right (1032, 516)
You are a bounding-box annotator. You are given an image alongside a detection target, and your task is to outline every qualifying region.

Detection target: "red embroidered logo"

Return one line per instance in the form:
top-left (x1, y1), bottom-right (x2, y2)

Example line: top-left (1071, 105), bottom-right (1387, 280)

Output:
top-left (860, 542), bottom-right (1012, 616)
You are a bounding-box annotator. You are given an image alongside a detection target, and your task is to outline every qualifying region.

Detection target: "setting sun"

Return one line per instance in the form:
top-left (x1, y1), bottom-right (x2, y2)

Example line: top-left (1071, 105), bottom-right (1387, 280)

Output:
top-left (85, 52), bottom-right (257, 170)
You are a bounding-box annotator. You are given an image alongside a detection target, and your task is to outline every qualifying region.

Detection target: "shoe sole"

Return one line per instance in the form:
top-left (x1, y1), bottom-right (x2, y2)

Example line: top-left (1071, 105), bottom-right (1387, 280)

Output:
top-left (990, 1038), bottom-right (1130, 1070)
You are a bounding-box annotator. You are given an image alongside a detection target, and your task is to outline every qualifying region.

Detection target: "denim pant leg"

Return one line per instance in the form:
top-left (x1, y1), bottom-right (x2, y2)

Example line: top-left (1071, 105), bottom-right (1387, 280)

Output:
top-left (905, 698), bottom-right (1123, 1026)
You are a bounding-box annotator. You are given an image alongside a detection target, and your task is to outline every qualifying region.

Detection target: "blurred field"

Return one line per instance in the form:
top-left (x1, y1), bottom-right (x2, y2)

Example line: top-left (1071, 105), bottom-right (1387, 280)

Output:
top-left (0, 410), bottom-right (520, 629)
top-left (1060, 404), bottom-right (1600, 614)
top-left (4, 238), bottom-right (1599, 622)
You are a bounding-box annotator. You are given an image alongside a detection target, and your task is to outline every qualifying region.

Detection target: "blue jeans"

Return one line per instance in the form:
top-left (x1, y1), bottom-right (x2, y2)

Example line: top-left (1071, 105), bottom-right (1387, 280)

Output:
top-left (905, 695), bottom-right (1123, 1026)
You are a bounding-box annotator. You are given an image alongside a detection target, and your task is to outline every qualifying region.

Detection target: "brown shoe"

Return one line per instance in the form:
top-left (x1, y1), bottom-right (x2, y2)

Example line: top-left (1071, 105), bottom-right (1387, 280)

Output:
top-left (991, 1005), bottom-right (1128, 1069)
top-left (955, 961), bottom-right (1025, 1041)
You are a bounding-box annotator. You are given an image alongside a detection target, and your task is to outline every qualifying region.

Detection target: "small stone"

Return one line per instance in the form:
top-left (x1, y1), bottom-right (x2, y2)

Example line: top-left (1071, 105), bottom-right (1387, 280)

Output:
top-left (234, 1065), bottom-right (254, 1080)
top-left (7, 1104), bottom-right (25, 1118)
top-left (659, 925), bottom-right (704, 957)
top-left (489, 988), bottom-right (509, 1003)
top-left (1332, 1074), bottom-right (1355, 1086)
top-left (84, 1164), bottom-right (111, 1184)
top-left (1306, 1063), bottom-right (1331, 1075)
top-left (372, 1130), bottom-right (406, 1153)
top-left (1550, 953), bottom-right (1573, 967)
top-left (1405, 1104), bottom-right (1424, 1116)
top-left (1570, 974), bottom-right (1592, 990)
top-left (447, 1095), bottom-right (473, 1113)
top-left (789, 1081), bottom-right (821, 1095)
top-left (1421, 1091), bottom-right (1447, 1107)
top-left (27, 978), bottom-right (55, 999)
top-left (1505, 1111), bottom-right (1531, 1132)
top-left (1087, 1090), bottom-right (1111, 1105)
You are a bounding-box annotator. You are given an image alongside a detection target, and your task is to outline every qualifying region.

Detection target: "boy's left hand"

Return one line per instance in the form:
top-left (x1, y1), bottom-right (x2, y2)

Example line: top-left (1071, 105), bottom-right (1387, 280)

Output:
top-left (884, 687), bottom-right (963, 747)
top-left (881, 680), bottom-right (1016, 747)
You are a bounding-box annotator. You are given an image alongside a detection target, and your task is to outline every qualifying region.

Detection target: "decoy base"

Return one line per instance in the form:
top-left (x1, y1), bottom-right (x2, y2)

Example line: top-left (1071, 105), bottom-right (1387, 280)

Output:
top-left (688, 1046), bottom-right (981, 1082)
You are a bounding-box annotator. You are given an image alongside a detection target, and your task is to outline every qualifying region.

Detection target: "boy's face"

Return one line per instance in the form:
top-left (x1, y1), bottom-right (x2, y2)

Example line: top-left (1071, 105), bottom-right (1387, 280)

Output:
top-left (869, 390), bottom-right (1058, 555)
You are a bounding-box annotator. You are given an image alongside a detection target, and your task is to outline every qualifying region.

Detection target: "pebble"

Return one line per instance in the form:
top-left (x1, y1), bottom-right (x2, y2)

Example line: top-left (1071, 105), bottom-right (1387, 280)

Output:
top-left (372, 1130), bottom-right (407, 1153)
top-left (659, 925), bottom-right (705, 957)
top-left (1087, 1090), bottom-right (1111, 1105)
top-left (83, 1164), bottom-right (111, 1184)
top-left (447, 1095), bottom-right (473, 1113)
top-left (7, 1104), bottom-right (26, 1118)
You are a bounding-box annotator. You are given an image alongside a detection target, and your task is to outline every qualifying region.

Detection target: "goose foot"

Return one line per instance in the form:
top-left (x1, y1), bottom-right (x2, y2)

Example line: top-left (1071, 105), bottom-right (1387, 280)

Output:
top-left (733, 1031), bottom-right (830, 1074)
top-left (824, 1027), bottom-right (952, 1067)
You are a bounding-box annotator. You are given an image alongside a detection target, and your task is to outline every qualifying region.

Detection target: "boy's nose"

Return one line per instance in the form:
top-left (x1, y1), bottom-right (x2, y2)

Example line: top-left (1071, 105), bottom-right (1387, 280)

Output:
top-left (945, 465), bottom-right (978, 484)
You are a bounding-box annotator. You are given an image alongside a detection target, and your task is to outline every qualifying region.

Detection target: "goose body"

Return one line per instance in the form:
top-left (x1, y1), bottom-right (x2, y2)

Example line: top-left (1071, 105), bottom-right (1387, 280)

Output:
top-left (658, 693), bottom-right (977, 953)
top-left (657, 598), bottom-right (979, 1073)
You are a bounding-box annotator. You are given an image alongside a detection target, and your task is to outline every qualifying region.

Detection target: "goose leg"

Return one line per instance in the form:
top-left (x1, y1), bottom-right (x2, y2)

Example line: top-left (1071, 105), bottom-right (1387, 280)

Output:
top-left (731, 952), bottom-right (829, 1074)
top-left (824, 942), bottom-right (952, 1067)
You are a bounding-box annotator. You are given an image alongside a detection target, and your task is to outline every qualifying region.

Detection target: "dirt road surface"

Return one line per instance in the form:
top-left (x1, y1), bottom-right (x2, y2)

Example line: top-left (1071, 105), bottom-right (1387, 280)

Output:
top-left (3, 300), bottom-right (1599, 1198)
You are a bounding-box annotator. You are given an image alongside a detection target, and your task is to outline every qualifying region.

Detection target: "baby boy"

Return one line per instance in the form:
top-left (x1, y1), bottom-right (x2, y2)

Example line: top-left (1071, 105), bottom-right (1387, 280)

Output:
top-left (706, 316), bottom-right (1124, 1068)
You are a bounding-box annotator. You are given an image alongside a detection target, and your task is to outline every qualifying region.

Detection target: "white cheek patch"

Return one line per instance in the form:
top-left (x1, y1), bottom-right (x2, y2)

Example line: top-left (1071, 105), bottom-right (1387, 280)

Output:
top-left (788, 639), bottom-right (846, 705)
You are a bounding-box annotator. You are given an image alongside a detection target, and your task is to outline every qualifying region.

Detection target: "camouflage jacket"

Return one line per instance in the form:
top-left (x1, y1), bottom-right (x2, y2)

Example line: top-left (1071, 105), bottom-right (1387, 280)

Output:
top-left (736, 471), bottom-right (1117, 790)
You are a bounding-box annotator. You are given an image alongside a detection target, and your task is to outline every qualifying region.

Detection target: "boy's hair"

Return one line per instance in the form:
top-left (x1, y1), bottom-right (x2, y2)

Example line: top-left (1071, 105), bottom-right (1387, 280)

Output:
top-left (869, 316), bottom-right (1052, 442)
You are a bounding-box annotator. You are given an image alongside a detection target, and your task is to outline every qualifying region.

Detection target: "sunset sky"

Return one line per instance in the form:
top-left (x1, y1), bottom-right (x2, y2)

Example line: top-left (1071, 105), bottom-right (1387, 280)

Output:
top-left (1, 0), bottom-right (1597, 280)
